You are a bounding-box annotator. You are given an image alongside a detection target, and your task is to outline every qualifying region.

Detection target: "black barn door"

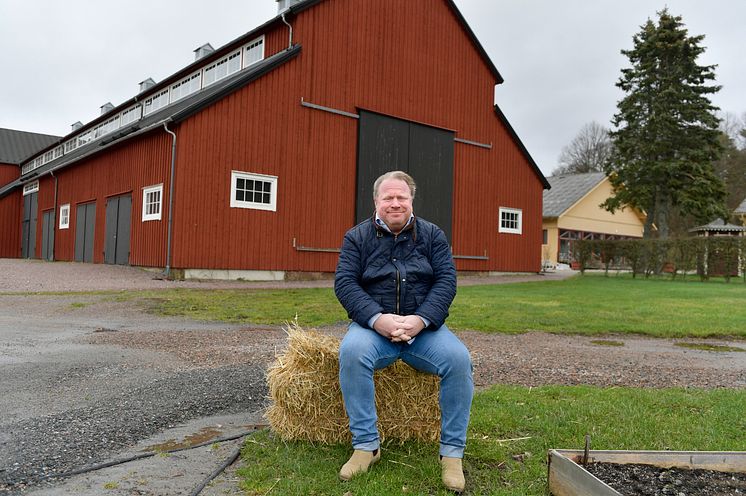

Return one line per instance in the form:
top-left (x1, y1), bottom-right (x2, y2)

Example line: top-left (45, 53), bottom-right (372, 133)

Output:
top-left (104, 194), bottom-right (132, 265)
top-left (41, 210), bottom-right (55, 261)
top-left (75, 202), bottom-right (96, 263)
top-left (356, 110), bottom-right (454, 241)
top-left (21, 192), bottom-right (38, 259)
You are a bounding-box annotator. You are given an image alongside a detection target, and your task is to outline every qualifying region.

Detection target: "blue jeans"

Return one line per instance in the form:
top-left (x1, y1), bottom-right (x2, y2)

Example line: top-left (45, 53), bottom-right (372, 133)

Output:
top-left (338, 322), bottom-right (473, 458)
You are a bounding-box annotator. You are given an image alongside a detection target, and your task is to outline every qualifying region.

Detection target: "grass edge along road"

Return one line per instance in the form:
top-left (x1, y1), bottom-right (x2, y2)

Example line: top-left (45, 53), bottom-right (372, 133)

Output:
top-left (237, 385), bottom-right (746, 495)
top-left (108, 273), bottom-right (746, 339)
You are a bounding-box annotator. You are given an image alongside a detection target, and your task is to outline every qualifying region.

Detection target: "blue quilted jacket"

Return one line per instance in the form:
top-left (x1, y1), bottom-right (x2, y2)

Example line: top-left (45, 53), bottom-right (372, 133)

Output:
top-left (334, 216), bottom-right (456, 329)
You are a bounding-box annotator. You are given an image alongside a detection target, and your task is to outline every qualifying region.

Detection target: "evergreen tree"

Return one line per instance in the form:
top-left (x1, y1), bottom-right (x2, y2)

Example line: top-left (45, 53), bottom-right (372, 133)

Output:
top-left (603, 9), bottom-right (727, 238)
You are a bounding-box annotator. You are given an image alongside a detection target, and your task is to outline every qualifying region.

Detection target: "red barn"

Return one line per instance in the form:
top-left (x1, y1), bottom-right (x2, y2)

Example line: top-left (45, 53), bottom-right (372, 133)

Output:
top-left (0, 128), bottom-right (60, 259)
top-left (0, 0), bottom-right (549, 279)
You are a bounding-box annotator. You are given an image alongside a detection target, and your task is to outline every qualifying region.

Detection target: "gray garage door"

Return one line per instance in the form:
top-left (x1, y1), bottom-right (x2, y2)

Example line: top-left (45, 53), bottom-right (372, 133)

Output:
top-left (21, 192), bottom-right (38, 259)
top-left (356, 110), bottom-right (454, 240)
top-left (104, 194), bottom-right (132, 265)
top-left (41, 210), bottom-right (55, 261)
top-left (75, 202), bottom-right (96, 263)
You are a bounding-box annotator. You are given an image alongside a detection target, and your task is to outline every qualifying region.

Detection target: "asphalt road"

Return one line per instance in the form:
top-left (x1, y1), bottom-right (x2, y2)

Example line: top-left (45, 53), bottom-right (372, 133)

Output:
top-left (0, 289), bottom-right (267, 496)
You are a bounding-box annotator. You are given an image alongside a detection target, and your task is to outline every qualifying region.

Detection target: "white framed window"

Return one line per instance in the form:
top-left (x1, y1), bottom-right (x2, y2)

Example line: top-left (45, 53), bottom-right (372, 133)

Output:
top-left (170, 71), bottom-right (201, 103)
top-left (78, 130), bottom-right (93, 145)
top-left (230, 171), bottom-right (277, 211)
top-left (59, 204), bottom-right (70, 229)
top-left (203, 50), bottom-right (242, 87)
top-left (142, 184), bottom-right (163, 221)
top-left (120, 105), bottom-right (142, 126)
top-left (143, 89), bottom-right (169, 115)
top-left (499, 207), bottom-right (522, 234)
top-left (64, 138), bottom-right (78, 153)
top-left (243, 36), bottom-right (265, 68)
top-left (93, 115), bottom-right (120, 139)
top-left (23, 181), bottom-right (39, 196)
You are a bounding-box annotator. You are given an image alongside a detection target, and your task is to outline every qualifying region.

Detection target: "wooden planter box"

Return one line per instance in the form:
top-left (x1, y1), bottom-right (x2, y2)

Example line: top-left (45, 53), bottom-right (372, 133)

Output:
top-left (548, 449), bottom-right (746, 496)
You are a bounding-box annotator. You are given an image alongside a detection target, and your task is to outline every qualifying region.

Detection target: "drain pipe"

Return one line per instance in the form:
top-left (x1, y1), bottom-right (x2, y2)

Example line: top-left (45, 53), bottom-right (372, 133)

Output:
top-left (50, 170), bottom-right (58, 261)
top-left (163, 122), bottom-right (177, 279)
top-left (281, 11), bottom-right (293, 49)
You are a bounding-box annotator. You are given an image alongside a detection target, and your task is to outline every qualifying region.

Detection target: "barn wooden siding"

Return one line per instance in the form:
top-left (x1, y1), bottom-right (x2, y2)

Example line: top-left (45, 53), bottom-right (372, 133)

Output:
top-left (170, 0), bottom-right (544, 273)
top-left (0, 190), bottom-right (21, 258)
top-left (0, 164), bottom-right (21, 257)
top-left (12, 24), bottom-right (289, 267)
top-left (0, 163), bottom-right (19, 186)
top-left (32, 132), bottom-right (172, 265)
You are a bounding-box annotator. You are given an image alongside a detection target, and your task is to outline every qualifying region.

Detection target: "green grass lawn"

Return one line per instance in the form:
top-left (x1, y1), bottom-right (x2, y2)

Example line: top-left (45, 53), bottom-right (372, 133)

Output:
top-left (449, 274), bottom-right (746, 337)
top-left (238, 385), bottom-right (746, 495)
top-left (115, 273), bottom-right (746, 338)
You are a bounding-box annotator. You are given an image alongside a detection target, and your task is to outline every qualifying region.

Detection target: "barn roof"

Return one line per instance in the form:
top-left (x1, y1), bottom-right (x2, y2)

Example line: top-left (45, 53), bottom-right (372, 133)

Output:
top-left (542, 172), bottom-right (606, 218)
top-left (0, 47), bottom-right (300, 199)
top-left (689, 218), bottom-right (746, 233)
top-left (735, 197), bottom-right (746, 215)
top-left (0, 128), bottom-right (60, 165)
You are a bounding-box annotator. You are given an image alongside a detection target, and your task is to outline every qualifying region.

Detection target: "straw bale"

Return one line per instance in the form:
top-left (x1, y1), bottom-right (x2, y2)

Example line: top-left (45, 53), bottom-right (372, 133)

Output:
top-left (266, 324), bottom-right (441, 444)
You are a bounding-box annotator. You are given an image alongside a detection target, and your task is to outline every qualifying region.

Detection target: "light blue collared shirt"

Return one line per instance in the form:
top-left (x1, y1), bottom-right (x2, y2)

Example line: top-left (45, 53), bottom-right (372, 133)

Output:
top-left (374, 213), bottom-right (415, 234)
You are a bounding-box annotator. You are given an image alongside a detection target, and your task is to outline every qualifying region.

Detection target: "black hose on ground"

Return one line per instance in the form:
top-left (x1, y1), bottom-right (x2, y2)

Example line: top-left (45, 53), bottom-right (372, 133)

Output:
top-left (189, 441), bottom-right (244, 496)
top-left (45, 425), bottom-right (268, 482)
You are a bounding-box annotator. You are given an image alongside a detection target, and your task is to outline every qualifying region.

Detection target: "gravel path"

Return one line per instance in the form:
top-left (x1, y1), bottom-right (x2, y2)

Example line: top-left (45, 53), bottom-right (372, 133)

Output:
top-left (0, 257), bottom-right (573, 292)
top-left (1, 259), bottom-right (744, 495)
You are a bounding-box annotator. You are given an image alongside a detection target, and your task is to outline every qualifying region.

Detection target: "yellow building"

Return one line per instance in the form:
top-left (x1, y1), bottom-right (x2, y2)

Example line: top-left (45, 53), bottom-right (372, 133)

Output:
top-left (542, 172), bottom-right (645, 266)
top-left (735, 197), bottom-right (746, 225)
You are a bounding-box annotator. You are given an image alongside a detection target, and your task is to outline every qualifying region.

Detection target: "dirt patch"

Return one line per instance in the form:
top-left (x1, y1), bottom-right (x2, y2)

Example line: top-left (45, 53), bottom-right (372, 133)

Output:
top-left (585, 462), bottom-right (746, 495)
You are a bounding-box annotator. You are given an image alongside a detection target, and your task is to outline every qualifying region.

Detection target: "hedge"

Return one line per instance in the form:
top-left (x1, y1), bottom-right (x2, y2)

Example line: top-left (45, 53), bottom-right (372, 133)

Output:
top-left (571, 237), bottom-right (746, 282)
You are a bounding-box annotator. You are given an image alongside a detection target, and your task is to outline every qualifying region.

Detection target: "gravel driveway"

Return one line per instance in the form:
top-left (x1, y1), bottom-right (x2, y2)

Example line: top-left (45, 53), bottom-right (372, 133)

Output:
top-left (1, 259), bottom-right (744, 495)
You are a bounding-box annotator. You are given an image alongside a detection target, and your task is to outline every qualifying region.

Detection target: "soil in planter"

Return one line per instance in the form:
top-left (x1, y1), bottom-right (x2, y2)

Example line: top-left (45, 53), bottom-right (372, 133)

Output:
top-left (585, 462), bottom-right (746, 495)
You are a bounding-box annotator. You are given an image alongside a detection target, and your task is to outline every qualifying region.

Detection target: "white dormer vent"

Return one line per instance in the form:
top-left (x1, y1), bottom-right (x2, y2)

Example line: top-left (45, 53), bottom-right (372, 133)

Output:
top-left (194, 43), bottom-right (215, 61)
top-left (100, 102), bottom-right (115, 115)
top-left (276, 0), bottom-right (302, 13)
top-left (139, 78), bottom-right (156, 93)
top-left (71, 121), bottom-right (83, 131)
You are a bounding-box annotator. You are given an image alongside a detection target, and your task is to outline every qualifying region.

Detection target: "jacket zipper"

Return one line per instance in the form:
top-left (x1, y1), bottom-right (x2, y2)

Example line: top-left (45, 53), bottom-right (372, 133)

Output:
top-left (394, 234), bottom-right (400, 314)
top-left (396, 267), bottom-right (400, 314)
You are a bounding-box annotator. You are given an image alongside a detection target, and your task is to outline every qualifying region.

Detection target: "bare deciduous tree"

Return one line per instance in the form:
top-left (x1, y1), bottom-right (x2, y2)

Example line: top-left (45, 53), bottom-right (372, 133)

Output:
top-left (719, 111), bottom-right (746, 150)
top-left (553, 121), bottom-right (612, 175)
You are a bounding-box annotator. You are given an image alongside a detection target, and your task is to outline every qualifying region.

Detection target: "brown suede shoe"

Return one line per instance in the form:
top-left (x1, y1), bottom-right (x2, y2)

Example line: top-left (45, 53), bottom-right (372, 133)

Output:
top-left (440, 456), bottom-right (465, 493)
top-left (339, 449), bottom-right (381, 481)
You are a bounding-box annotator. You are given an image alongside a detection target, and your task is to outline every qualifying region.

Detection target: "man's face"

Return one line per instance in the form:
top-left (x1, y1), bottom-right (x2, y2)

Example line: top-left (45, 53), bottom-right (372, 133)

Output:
top-left (374, 178), bottom-right (413, 234)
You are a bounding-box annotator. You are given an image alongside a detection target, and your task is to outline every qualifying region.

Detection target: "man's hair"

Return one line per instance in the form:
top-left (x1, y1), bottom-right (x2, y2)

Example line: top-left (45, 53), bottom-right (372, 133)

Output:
top-left (373, 170), bottom-right (417, 200)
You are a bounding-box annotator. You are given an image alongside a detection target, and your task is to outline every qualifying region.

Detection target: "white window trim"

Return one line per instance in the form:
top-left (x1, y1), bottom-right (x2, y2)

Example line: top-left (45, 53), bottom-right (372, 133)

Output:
top-left (59, 204), bottom-right (71, 229)
top-left (499, 207), bottom-right (523, 235)
top-left (23, 181), bottom-right (39, 196)
top-left (203, 49), bottom-right (242, 87)
top-left (170, 71), bottom-right (201, 104)
top-left (143, 89), bottom-right (169, 115)
top-left (230, 171), bottom-right (277, 211)
top-left (243, 35), bottom-right (265, 68)
top-left (142, 184), bottom-right (164, 221)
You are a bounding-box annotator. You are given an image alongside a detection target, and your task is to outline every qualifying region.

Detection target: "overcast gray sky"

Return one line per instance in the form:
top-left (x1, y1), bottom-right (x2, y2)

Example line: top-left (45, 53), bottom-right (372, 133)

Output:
top-left (1, 0), bottom-right (744, 176)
